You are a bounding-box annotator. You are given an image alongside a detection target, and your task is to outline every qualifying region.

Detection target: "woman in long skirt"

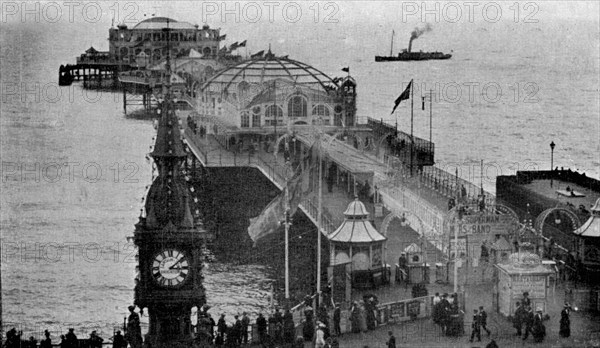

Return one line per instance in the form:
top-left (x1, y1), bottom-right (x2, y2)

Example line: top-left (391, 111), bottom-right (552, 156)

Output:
top-left (559, 303), bottom-right (571, 338)
top-left (350, 302), bottom-right (361, 333)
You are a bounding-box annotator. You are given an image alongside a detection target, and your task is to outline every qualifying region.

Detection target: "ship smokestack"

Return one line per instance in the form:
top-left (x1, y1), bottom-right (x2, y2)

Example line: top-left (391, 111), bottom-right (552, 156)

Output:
top-left (409, 23), bottom-right (432, 53)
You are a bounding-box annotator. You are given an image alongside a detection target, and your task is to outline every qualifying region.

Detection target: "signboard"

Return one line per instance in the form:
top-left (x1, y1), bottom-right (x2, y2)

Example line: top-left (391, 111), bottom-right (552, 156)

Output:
top-left (510, 275), bottom-right (547, 298)
top-left (407, 300), bottom-right (421, 318)
top-left (390, 302), bottom-right (405, 317)
top-left (449, 236), bottom-right (467, 258)
top-left (448, 214), bottom-right (517, 237)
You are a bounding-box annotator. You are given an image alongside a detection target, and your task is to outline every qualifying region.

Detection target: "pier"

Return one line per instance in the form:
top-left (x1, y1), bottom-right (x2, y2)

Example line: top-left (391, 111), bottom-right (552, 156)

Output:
top-left (180, 110), bottom-right (501, 265)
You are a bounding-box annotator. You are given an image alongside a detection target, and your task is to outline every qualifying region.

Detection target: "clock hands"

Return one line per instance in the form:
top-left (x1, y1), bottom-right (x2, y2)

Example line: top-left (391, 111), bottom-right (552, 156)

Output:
top-left (168, 256), bottom-right (186, 270)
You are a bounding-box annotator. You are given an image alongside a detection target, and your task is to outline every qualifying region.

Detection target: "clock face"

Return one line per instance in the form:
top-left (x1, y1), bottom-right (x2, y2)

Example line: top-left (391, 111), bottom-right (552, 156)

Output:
top-left (152, 249), bottom-right (190, 287)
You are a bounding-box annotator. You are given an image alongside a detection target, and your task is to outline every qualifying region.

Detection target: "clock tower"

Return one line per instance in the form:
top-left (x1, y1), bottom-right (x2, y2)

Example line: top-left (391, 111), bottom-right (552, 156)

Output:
top-left (133, 63), bottom-right (212, 347)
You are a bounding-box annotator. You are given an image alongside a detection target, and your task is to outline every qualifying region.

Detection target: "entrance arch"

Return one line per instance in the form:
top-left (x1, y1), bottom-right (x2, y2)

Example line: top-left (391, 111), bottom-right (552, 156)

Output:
top-left (535, 207), bottom-right (582, 237)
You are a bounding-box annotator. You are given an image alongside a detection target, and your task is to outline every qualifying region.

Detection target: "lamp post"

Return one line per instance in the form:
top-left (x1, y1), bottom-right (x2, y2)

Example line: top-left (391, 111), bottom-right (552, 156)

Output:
top-left (550, 141), bottom-right (555, 188)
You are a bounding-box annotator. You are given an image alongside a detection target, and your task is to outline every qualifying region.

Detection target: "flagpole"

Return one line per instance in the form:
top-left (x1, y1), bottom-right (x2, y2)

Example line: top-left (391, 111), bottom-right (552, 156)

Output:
top-left (316, 128), bottom-right (323, 306)
top-left (410, 79), bottom-right (414, 176)
top-left (284, 181), bottom-right (290, 300)
top-left (429, 89), bottom-right (433, 144)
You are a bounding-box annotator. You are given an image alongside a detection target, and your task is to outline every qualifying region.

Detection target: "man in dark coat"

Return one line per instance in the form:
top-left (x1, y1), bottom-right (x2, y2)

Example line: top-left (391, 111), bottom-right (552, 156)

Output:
top-left (217, 314), bottom-right (227, 342)
top-left (386, 331), bottom-right (396, 348)
top-left (241, 312), bottom-right (250, 344)
top-left (112, 331), bottom-right (127, 348)
top-left (521, 292), bottom-right (531, 308)
top-left (559, 303), bottom-right (571, 338)
top-left (469, 309), bottom-right (481, 342)
top-left (283, 308), bottom-right (295, 343)
top-left (89, 331), bottom-right (103, 348)
top-left (232, 315), bottom-right (242, 345)
top-left (303, 306), bottom-right (315, 341)
top-left (438, 294), bottom-right (450, 333)
top-left (513, 301), bottom-right (525, 336)
top-left (40, 330), bottom-right (52, 348)
top-left (126, 306), bottom-right (142, 348)
top-left (208, 314), bottom-right (216, 342)
top-left (333, 304), bottom-right (341, 337)
top-left (65, 329), bottom-right (78, 348)
top-left (256, 312), bottom-right (267, 344)
top-left (479, 306), bottom-right (491, 336)
top-left (521, 306), bottom-right (534, 341)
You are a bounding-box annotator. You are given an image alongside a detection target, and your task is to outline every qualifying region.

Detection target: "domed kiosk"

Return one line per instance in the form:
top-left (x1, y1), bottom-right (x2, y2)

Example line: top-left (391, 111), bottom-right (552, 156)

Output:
top-left (327, 198), bottom-right (389, 290)
top-left (495, 248), bottom-right (554, 317)
top-left (195, 51), bottom-right (356, 139)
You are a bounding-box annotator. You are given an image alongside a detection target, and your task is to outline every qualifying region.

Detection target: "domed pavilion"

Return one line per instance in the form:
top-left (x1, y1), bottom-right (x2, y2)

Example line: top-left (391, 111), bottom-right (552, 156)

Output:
top-left (194, 50), bottom-right (356, 142)
top-left (327, 197), bottom-right (388, 289)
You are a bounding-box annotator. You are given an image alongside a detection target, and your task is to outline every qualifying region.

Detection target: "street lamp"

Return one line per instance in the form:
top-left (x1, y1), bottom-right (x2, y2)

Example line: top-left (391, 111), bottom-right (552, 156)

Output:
top-left (550, 141), bottom-right (555, 188)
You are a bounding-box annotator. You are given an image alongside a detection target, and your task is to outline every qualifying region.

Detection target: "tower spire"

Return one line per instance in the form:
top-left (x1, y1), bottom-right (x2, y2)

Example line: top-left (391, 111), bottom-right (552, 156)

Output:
top-left (143, 18), bottom-right (194, 229)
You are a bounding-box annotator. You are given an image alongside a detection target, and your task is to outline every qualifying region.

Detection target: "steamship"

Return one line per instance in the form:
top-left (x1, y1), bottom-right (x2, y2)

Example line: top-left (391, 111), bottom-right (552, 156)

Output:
top-left (375, 30), bottom-right (452, 62)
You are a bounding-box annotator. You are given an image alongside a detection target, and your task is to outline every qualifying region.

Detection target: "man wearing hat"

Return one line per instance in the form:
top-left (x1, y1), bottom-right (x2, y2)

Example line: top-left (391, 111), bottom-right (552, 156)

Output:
top-left (438, 293), bottom-right (450, 333)
top-left (112, 330), bottom-right (127, 348)
top-left (126, 306), bottom-right (142, 348)
top-left (40, 330), bottom-right (52, 348)
top-left (560, 302), bottom-right (572, 338)
top-left (521, 306), bottom-right (534, 341)
top-left (89, 330), bottom-right (103, 348)
top-left (469, 309), bottom-right (481, 342)
top-left (532, 308), bottom-right (546, 342)
top-left (521, 292), bottom-right (531, 307)
top-left (333, 304), bottom-right (341, 337)
top-left (65, 328), bottom-right (78, 348)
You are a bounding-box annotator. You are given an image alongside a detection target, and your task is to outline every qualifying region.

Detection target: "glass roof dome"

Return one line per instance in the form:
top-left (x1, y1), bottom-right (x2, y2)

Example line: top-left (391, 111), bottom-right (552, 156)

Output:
top-left (202, 51), bottom-right (339, 93)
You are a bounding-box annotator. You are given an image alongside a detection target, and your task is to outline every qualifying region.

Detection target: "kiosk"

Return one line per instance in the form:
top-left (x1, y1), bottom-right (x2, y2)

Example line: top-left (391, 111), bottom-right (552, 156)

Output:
top-left (328, 198), bottom-right (389, 289)
top-left (495, 251), bottom-right (554, 317)
top-left (404, 243), bottom-right (429, 284)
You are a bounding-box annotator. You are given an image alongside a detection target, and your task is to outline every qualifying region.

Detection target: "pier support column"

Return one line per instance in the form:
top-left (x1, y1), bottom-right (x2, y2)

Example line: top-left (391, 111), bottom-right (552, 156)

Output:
top-left (123, 88), bottom-right (127, 113)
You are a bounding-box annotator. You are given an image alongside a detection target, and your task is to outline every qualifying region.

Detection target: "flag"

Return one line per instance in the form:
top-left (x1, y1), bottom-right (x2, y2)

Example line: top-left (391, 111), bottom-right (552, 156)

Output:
top-left (341, 67), bottom-right (349, 73)
top-left (251, 50), bottom-right (265, 59)
top-left (422, 96), bottom-right (425, 110)
top-left (239, 40), bottom-right (247, 47)
top-left (229, 42), bottom-right (239, 50)
top-left (391, 79), bottom-right (412, 114)
top-left (218, 34), bottom-right (227, 40)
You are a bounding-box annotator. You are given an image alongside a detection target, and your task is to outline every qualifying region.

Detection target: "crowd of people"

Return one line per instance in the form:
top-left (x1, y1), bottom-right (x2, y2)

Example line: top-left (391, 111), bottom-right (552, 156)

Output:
top-left (196, 306), bottom-right (302, 347)
top-left (431, 292), bottom-right (464, 336)
top-left (512, 292), bottom-right (544, 343)
top-left (3, 328), bottom-right (124, 348)
top-left (348, 296), bottom-right (379, 334)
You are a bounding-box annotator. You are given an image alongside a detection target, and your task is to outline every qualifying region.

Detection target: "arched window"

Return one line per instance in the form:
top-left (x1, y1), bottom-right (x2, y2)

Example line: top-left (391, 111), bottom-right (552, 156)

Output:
top-left (240, 112), bottom-right (250, 128)
top-left (287, 95), bottom-right (307, 118)
top-left (252, 106), bottom-right (261, 128)
top-left (311, 104), bottom-right (331, 125)
top-left (265, 105), bottom-right (283, 126)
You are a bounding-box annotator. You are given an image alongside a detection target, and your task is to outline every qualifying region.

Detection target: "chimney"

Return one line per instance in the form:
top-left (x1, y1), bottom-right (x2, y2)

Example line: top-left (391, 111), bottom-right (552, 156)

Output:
top-left (408, 38), bottom-right (414, 53)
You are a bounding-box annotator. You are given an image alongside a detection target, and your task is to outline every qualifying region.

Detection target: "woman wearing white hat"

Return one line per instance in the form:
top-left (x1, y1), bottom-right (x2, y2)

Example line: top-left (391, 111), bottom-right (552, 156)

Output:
top-left (315, 322), bottom-right (326, 348)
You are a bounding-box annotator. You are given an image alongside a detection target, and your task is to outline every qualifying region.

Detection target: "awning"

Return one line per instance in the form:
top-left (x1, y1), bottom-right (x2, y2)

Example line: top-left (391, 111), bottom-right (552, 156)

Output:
top-left (574, 198), bottom-right (600, 238)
